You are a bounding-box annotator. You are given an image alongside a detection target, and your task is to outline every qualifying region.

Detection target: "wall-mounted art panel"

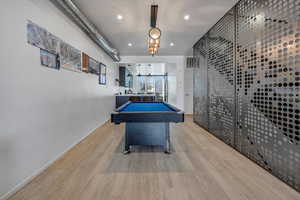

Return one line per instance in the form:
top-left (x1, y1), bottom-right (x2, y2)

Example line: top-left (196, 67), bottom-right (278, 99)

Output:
top-left (193, 35), bottom-right (209, 129)
top-left (27, 21), bottom-right (59, 53)
top-left (60, 41), bottom-right (81, 72)
top-left (27, 21), bottom-right (82, 72)
top-left (89, 57), bottom-right (100, 75)
top-left (82, 52), bottom-right (89, 73)
top-left (236, 0), bottom-right (300, 191)
top-left (40, 49), bottom-right (60, 70)
top-left (207, 9), bottom-right (235, 146)
top-left (99, 63), bottom-right (107, 85)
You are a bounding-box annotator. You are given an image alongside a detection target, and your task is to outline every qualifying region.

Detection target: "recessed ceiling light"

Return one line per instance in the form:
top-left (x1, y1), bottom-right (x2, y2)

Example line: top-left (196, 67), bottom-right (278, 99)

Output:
top-left (170, 42), bottom-right (174, 46)
top-left (184, 15), bottom-right (190, 20)
top-left (128, 43), bottom-right (132, 47)
top-left (117, 15), bottom-right (123, 20)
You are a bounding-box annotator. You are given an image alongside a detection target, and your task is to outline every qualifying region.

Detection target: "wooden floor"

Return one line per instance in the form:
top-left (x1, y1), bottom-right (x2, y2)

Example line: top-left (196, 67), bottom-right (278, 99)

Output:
top-left (9, 117), bottom-right (300, 200)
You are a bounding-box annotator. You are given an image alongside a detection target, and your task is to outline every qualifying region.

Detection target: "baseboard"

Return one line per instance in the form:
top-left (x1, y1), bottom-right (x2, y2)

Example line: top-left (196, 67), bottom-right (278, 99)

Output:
top-left (0, 120), bottom-right (109, 200)
top-left (185, 114), bottom-right (193, 117)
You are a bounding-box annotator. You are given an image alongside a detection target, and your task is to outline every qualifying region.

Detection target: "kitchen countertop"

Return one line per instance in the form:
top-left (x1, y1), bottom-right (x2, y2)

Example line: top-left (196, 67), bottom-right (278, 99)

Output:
top-left (115, 94), bottom-right (156, 96)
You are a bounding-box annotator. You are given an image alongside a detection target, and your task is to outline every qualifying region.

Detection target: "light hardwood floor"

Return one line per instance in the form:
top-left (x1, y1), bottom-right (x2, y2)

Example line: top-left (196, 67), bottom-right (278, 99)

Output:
top-left (8, 117), bottom-right (300, 200)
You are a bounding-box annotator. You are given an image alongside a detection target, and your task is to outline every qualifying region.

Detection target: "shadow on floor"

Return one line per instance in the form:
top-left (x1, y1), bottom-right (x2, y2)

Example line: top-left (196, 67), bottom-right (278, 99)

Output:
top-left (105, 137), bottom-right (190, 173)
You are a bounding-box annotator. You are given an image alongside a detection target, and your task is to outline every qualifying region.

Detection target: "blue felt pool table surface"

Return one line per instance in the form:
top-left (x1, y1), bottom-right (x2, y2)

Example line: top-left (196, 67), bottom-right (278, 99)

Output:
top-left (120, 102), bottom-right (175, 112)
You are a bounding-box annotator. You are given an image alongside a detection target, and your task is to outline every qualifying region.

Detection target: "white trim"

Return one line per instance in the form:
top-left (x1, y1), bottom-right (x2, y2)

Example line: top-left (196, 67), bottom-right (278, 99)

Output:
top-left (0, 121), bottom-right (108, 200)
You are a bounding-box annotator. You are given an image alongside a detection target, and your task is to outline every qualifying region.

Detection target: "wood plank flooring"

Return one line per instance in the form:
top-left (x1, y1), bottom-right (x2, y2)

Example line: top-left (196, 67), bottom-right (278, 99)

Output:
top-left (8, 117), bottom-right (300, 200)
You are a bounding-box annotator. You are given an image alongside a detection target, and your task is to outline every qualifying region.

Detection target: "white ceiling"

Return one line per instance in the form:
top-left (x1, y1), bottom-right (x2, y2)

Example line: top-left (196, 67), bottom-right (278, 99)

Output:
top-left (73, 0), bottom-right (239, 56)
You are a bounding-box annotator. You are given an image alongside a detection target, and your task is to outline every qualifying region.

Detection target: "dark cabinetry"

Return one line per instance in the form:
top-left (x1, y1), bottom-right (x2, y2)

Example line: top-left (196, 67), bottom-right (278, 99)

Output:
top-left (119, 66), bottom-right (133, 88)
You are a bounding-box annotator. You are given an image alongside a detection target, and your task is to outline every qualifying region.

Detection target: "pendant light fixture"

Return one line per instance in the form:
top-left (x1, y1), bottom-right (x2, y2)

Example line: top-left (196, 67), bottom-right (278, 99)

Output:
top-left (148, 4), bottom-right (161, 56)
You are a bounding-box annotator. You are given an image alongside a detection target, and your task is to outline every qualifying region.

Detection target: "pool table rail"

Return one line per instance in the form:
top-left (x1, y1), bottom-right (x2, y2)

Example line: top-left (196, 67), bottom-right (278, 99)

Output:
top-left (111, 101), bottom-right (184, 124)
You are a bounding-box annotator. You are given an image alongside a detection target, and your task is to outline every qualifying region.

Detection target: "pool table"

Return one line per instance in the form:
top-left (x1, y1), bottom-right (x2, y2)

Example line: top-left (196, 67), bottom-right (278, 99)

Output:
top-left (111, 101), bottom-right (184, 154)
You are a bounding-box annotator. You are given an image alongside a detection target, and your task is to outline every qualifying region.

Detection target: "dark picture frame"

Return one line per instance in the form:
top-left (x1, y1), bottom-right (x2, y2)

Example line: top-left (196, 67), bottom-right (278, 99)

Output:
top-left (99, 63), bottom-right (107, 85)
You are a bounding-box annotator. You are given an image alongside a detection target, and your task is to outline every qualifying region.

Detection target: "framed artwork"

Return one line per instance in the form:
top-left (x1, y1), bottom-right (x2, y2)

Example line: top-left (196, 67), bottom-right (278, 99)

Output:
top-left (28, 21), bottom-right (81, 72)
top-left (27, 21), bottom-right (59, 53)
top-left (60, 41), bottom-right (81, 72)
top-left (99, 63), bottom-right (107, 85)
top-left (82, 52), bottom-right (89, 72)
top-left (40, 48), bottom-right (60, 70)
top-left (89, 57), bottom-right (100, 75)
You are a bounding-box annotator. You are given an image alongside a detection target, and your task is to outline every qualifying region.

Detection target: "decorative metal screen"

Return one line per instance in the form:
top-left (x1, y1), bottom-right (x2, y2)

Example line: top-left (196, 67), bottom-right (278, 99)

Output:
top-left (193, 0), bottom-right (300, 192)
top-left (193, 36), bottom-right (209, 129)
top-left (236, 0), bottom-right (300, 191)
top-left (207, 9), bottom-right (235, 146)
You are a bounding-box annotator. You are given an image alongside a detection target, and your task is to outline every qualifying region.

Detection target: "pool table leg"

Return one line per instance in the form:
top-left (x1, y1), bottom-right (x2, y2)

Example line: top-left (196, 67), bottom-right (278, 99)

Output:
top-left (124, 131), bottom-right (130, 154)
top-left (123, 149), bottom-right (130, 154)
top-left (124, 143), bottom-right (130, 154)
top-left (164, 123), bottom-right (171, 154)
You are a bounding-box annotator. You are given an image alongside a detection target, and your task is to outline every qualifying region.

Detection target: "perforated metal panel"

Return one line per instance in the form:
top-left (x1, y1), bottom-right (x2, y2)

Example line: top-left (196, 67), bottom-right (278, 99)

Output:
top-left (236, 0), bottom-right (300, 190)
top-left (207, 9), bottom-right (235, 146)
top-left (193, 0), bottom-right (300, 192)
top-left (193, 36), bottom-right (209, 129)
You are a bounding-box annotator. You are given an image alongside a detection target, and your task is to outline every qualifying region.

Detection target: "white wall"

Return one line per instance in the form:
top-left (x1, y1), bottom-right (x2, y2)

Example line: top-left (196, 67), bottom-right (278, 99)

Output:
top-left (184, 67), bottom-right (194, 114)
top-left (0, 0), bottom-right (118, 199)
top-left (121, 56), bottom-right (186, 111)
top-left (165, 63), bottom-right (178, 107)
